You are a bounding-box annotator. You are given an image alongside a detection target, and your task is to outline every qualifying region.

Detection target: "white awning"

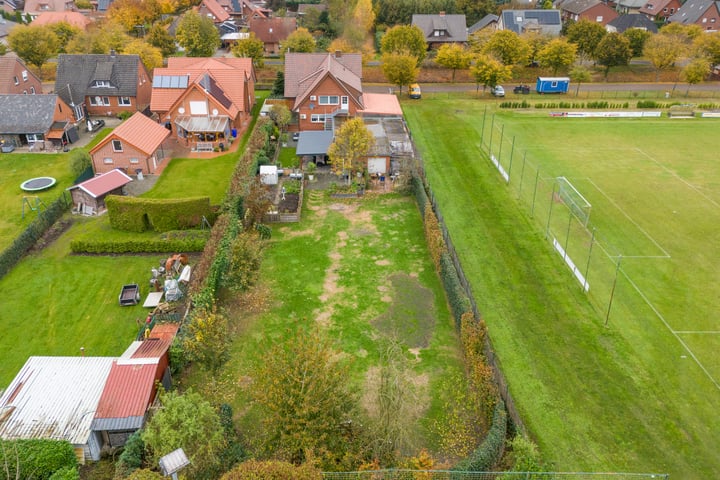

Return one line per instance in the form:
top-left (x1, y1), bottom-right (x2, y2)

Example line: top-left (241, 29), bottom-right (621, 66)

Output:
top-left (174, 115), bottom-right (229, 133)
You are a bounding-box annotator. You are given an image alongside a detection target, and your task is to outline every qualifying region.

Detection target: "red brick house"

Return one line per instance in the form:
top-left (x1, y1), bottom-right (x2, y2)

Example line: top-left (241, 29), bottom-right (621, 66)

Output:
top-left (32, 11), bottom-right (92, 28)
top-left (558, 0), bottom-right (619, 25)
top-left (151, 57), bottom-right (256, 151)
top-left (668, 0), bottom-right (720, 31)
top-left (89, 112), bottom-right (170, 175)
top-left (639, 0), bottom-right (682, 22)
top-left (55, 54), bottom-right (153, 122)
top-left (249, 16), bottom-right (297, 55)
top-left (196, 0), bottom-right (230, 24)
top-left (0, 55), bottom-right (42, 95)
top-left (284, 52), bottom-right (363, 132)
top-left (23, 0), bottom-right (75, 20)
top-left (0, 94), bottom-right (77, 149)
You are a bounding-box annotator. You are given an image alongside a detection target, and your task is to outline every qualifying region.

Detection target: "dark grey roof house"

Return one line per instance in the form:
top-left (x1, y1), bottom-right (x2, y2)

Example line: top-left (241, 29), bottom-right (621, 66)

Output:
top-left (54, 53), bottom-right (153, 121)
top-left (0, 94), bottom-right (77, 147)
top-left (668, 0), bottom-right (720, 29)
top-left (468, 14), bottom-right (499, 34)
top-left (607, 13), bottom-right (659, 32)
top-left (499, 10), bottom-right (563, 35)
top-left (412, 12), bottom-right (468, 47)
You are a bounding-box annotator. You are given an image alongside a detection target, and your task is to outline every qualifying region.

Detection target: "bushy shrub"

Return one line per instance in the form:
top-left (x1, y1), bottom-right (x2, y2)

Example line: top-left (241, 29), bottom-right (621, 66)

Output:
top-left (451, 400), bottom-right (507, 472)
top-left (440, 252), bottom-right (472, 329)
top-left (106, 196), bottom-right (214, 233)
top-left (115, 430), bottom-right (145, 478)
top-left (70, 230), bottom-right (208, 254)
top-left (48, 466), bottom-right (79, 480)
top-left (220, 460), bottom-right (322, 480)
top-left (0, 439), bottom-right (77, 480)
top-left (68, 148), bottom-right (92, 177)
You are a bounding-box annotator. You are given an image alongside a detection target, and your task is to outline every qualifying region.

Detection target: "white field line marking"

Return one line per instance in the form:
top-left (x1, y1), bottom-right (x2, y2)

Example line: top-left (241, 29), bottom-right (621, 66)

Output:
top-left (586, 178), bottom-right (670, 258)
top-left (635, 147), bottom-right (720, 210)
top-left (620, 269), bottom-right (720, 391)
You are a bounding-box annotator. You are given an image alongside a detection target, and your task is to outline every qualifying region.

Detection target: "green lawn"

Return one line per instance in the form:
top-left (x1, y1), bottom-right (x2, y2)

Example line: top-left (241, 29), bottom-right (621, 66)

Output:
top-left (0, 218), bottom-right (153, 387)
top-left (0, 153), bottom-right (75, 251)
top-left (182, 192), bottom-right (465, 457)
top-left (403, 98), bottom-right (720, 478)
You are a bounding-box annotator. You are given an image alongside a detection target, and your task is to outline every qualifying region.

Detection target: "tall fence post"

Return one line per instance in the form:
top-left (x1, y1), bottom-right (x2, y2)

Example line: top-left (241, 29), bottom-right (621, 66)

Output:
top-left (488, 113), bottom-right (496, 157)
top-left (531, 167), bottom-right (540, 218)
top-left (507, 136), bottom-right (515, 184)
top-left (518, 152), bottom-right (527, 199)
top-left (545, 181), bottom-right (556, 238)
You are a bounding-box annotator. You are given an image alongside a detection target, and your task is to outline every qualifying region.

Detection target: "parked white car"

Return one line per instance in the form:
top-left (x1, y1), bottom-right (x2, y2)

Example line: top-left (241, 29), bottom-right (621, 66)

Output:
top-left (491, 85), bottom-right (505, 97)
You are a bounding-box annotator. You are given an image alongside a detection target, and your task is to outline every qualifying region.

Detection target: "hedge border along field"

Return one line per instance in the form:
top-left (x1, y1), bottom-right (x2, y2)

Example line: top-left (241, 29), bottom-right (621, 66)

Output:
top-left (106, 196), bottom-right (215, 233)
top-left (0, 439), bottom-right (77, 480)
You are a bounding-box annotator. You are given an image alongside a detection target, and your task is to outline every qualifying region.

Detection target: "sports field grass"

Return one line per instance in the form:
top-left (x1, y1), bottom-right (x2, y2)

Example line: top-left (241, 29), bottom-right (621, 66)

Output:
top-left (403, 99), bottom-right (720, 478)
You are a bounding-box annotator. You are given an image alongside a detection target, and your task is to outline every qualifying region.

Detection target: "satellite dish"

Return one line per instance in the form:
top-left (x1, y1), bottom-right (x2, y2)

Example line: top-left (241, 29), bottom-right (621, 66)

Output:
top-left (212, 108), bottom-right (218, 116)
top-left (178, 107), bottom-right (185, 114)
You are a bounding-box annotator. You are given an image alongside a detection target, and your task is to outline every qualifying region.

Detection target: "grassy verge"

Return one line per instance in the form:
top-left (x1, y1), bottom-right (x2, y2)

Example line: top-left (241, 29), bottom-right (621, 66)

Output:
top-left (402, 97), bottom-right (720, 478)
top-left (277, 146), bottom-right (297, 169)
top-left (181, 192), bottom-right (465, 457)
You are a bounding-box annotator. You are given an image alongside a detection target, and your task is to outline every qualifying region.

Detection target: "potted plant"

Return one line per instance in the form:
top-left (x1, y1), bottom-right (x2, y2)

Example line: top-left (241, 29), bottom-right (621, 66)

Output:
top-left (306, 161), bottom-right (317, 180)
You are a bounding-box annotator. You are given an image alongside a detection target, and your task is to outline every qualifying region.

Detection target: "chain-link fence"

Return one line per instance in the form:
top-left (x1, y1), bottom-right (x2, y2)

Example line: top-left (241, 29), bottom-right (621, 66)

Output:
top-left (323, 471), bottom-right (669, 480)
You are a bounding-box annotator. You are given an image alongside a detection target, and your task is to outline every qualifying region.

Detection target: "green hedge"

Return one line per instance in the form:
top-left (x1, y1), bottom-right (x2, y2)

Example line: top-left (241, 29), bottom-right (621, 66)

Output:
top-left (452, 400), bottom-right (507, 472)
top-left (0, 439), bottom-right (77, 480)
top-left (440, 251), bottom-right (472, 329)
top-left (412, 174), bottom-right (428, 218)
top-left (106, 196), bottom-right (215, 233)
top-left (0, 193), bottom-right (70, 280)
top-left (70, 230), bottom-right (209, 254)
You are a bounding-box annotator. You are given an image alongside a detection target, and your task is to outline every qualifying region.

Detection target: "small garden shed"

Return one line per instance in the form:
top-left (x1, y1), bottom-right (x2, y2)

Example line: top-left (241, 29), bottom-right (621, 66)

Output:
top-left (68, 169), bottom-right (133, 215)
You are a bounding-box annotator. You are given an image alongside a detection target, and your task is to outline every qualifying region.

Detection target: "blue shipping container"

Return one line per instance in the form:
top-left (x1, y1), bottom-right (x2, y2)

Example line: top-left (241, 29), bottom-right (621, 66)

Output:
top-left (536, 77), bottom-right (569, 94)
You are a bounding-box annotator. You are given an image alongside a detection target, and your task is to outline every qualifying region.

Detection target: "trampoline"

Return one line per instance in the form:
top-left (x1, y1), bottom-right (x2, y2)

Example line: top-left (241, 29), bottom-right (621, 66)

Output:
top-left (20, 176), bottom-right (56, 191)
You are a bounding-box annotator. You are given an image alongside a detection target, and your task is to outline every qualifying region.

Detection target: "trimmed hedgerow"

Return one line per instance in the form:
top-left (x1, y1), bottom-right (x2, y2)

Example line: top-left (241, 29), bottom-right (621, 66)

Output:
top-left (424, 202), bottom-right (444, 272)
top-left (440, 251), bottom-right (472, 329)
top-left (0, 194), bottom-right (69, 280)
top-left (106, 196), bottom-right (214, 233)
top-left (0, 439), bottom-right (77, 480)
top-left (413, 174), bottom-right (429, 218)
top-left (70, 230), bottom-right (209, 254)
top-left (451, 399), bottom-right (507, 472)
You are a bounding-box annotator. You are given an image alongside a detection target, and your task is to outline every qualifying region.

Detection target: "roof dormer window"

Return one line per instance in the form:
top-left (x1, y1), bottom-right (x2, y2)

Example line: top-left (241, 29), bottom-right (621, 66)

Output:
top-left (92, 80), bottom-right (112, 88)
top-left (433, 29), bottom-right (447, 37)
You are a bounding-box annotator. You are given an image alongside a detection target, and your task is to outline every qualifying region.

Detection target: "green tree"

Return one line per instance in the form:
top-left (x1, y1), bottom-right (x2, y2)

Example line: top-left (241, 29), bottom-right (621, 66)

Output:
top-left (269, 103), bottom-right (291, 132)
top-left (7, 24), bottom-right (59, 72)
top-left (176, 10), bottom-right (220, 57)
top-left (566, 19), bottom-right (607, 61)
top-left (468, 28), bottom-right (493, 54)
top-left (470, 54), bottom-right (513, 93)
top-left (456, 0), bottom-right (496, 26)
top-left (281, 27), bottom-right (316, 55)
top-left (122, 39), bottom-right (163, 70)
top-left (660, 22), bottom-right (703, 42)
top-left (380, 24), bottom-right (427, 66)
top-left (251, 328), bottom-right (360, 467)
top-left (536, 37), bottom-right (577, 75)
top-left (693, 31), bottom-right (720, 65)
top-left (623, 28), bottom-right (651, 57)
top-left (643, 33), bottom-right (683, 81)
top-left (569, 65), bottom-right (592, 96)
top-left (271, 70), bottom-right (284, 96)
top-left (142, 389), bottom-right (226, 479)
top-left (483, 29), bottom-right (531, 66)
top-left (681, 57), bottom-right (710, 95)
top-left (48, 21), bottom-right (81, 53)
top-left (328, 117), bottom-right (375, 182)
top-left (182, 307), bottom-right (230, 372)
top-left (65, 21), bottom-right (132, 54)
top-left (68, 149), bottom-right (92, 177)
top-left (381, 51), bottom-right (419, 94)
top-left (435, 43), bottom-right (472, 82)
top-left (107, 0), bottom-right (162, 32)
top-left (232, 32), bottom-right (265, 67)
top-left (220, 460), bottom-right (322, 480)
top-left (596, 32), bottom-right (632, 78)
top-left (147, 23), bottom-right (176, 57)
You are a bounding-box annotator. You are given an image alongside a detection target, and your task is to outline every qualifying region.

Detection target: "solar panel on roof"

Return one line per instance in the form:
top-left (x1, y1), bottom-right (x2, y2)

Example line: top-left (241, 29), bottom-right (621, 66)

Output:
top-left (152, 75), bottom-right (189, 88)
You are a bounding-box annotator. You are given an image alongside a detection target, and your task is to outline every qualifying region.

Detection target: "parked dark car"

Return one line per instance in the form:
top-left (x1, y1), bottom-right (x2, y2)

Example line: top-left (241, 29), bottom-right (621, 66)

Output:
top-left (292, 131), bottom-right (300, 142)
top-left (86, 119), bottom-right (105, 133)
top-left (514, 85), bottom-right (531, 94)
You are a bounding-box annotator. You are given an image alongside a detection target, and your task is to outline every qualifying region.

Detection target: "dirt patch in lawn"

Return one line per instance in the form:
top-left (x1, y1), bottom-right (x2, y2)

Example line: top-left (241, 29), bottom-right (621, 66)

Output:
top-left (371, 273), bottom-right (435, 349)
top-left (28, 218), bottom-right (73, 253)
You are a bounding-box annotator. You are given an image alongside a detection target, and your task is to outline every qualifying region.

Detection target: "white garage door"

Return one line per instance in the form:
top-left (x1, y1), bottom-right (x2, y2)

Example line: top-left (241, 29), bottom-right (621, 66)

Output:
top-left (368, 157), bottom-right (386, 175)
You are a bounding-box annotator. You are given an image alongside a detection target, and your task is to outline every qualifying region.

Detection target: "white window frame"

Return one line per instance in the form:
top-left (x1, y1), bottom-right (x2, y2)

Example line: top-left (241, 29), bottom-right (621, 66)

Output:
top-left (596, 15), bottom-right (603, 22)
top-left (30, 86), bottom-right (35, 94)
top-left (13, 76), bottom-right (18, 85)
top-left (112, 140), bottom-right (123, 152)
top-left (103, 157), bottom-right (113, 164)
top-left (319, 95), bottom-right (339, 105)
top-left (118, 97), bottom-right (131, 106)
top-left (21, 70), bottom-right (28, 81)
top-left (92, 80), bottom-right (111, 88)
top-left (90, 96), bottom-right (110, 106)
top-left (130, 157), bottom-right (139, 164)
top-left (311, 114), bottom-right (327, 123)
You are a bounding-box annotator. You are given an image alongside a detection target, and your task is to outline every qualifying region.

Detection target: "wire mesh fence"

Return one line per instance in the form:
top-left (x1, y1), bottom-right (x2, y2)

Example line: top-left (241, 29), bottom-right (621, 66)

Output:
top-left (322, 471), bottom-right (669, 480)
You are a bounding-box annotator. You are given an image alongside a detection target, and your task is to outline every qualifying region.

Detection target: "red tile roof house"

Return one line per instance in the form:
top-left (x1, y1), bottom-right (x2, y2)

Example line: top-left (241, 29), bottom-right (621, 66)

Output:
top-left (90, 333), bottom-right (175, 450)
top-left (196, 0), bottom-right (231, 24)
top-left (54, 53), bottom-right (153, 122)
top-left (639, 0), bottom-right (683, 22)
top-left (151, 57), bottom-right (256, 152)
top-left (249, 16), bottom-right (297, 55)
top-left (217, 0), bottom-right (270, 24)
top-left (23, 0), bottom-right (76, 20)
top-left (67, 168), bottom-right (133, 215)
top-left (32, 10), bottom-right (93, 29)
top-left (89, 112), bottom-right (171, 175)
top-left (557, 0), bottom-right (619, 25)
top-left (0, 54), bottom-right (43, 95)
top-left (284, 52), bottom-right (363, 133)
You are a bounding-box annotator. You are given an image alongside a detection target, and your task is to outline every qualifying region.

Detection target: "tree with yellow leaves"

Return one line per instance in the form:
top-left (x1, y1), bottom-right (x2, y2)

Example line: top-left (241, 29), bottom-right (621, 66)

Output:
top-left (328, 117), bottom-right (375, 184)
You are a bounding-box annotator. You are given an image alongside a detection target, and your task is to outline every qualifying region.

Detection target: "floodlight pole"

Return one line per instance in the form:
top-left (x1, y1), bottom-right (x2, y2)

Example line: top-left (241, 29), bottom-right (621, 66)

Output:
top-left (605, 254), bottom-right (622, 327)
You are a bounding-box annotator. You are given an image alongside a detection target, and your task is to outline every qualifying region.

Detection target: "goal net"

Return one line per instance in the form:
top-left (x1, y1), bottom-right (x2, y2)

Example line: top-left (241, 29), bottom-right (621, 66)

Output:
top-left (556, 177), bottom-right (591, 227)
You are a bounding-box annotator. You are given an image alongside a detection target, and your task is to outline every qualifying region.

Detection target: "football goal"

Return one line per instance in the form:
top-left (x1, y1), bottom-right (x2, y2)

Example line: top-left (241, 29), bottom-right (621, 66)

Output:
top-left (556, 177), bottom-right (591, 227)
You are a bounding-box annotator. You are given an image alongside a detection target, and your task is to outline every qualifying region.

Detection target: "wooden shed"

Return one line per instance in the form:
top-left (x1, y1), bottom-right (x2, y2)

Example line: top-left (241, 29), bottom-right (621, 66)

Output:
top-left (67, 169), bottom-right (133, 215)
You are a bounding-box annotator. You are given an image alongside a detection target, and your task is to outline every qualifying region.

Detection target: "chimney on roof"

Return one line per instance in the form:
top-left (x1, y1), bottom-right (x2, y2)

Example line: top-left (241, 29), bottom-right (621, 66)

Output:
top-left (335, 50), bottom-right (342, 58)
top-left (439, 11), bottom-right (445, 16)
